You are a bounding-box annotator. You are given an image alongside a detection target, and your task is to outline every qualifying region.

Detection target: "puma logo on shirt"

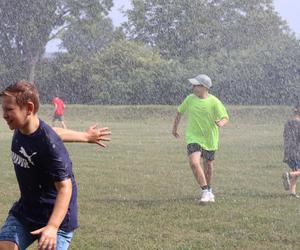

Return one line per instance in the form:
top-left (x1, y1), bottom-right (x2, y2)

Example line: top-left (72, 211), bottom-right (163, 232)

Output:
top-left (19, 147), bottom-right (37, 165)
top-left (11, 147), bottom-right (37, 169)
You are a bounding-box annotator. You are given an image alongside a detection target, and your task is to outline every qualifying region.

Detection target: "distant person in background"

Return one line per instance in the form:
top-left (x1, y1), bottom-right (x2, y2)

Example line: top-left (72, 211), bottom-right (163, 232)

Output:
top-left (172, 74), bottom-right (229, 204)
top-left (52, 96), bottom-right (67, 129)
top-left (0, 80), bottom-right (111, 250)
top-left (282, 103), bottom-right (300, 198)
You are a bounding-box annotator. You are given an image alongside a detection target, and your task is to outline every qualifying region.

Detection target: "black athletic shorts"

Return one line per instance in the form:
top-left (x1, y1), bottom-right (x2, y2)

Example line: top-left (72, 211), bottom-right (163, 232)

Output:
top-left (187, 143), bottom-right (215, 161)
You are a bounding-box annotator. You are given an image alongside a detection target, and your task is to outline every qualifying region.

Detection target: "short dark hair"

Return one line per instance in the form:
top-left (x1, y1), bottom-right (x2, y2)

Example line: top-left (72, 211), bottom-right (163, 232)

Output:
top-left (0, 80), bottom-right (40, 113)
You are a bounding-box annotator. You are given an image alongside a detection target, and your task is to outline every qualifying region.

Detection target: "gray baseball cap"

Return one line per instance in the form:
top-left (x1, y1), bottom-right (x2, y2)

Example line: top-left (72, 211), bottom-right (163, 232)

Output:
top-left (188, 74), bottom-right (212, 89)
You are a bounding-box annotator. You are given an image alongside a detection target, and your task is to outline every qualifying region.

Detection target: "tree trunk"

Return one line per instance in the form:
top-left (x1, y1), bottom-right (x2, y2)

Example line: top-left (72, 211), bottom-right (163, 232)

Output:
top-left (28, 51), bottom-right (40, 83)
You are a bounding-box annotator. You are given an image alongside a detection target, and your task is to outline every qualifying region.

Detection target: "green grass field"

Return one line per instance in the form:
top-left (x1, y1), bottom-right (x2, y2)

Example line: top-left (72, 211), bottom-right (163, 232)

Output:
top-left (1, 105), bottom-right (299, 250)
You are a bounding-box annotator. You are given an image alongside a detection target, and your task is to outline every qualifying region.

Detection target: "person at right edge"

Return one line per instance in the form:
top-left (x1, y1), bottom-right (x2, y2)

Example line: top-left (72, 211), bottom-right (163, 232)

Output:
top-left (282, 103), bottom-right (300, 198)
top-left (172, 74), bottom-right (229, 204)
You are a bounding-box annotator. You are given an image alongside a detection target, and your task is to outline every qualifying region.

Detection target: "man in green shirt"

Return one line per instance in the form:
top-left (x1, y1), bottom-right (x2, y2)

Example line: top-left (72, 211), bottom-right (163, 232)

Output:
top-left (172, 74), bottom-right (229, 204)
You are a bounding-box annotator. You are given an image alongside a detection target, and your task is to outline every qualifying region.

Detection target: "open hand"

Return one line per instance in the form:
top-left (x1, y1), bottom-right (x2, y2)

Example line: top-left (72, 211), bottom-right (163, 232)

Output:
top-left (172, 129), bottom-right (180, 138)
top-left (86, 124), bottom-right (111, 148)
top-left (31, 225), bottom-right (58, 250)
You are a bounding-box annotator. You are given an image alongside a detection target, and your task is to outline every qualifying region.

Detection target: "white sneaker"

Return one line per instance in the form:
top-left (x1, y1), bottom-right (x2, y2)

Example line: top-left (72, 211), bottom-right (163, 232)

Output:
top-left (208, 191), bottom-right (215, 202)
top-left (199, 190), bottom-right (210, 204)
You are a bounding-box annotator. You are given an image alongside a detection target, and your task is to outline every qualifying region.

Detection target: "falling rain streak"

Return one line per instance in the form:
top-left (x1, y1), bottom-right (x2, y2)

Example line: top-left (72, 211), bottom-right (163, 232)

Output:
top-left (0, 0), bottom-right (299, 105)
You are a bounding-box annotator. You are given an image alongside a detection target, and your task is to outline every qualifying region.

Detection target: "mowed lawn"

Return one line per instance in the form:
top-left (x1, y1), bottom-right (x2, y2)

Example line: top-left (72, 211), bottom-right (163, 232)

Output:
top-left (0, 105), bottom-right (299, 250)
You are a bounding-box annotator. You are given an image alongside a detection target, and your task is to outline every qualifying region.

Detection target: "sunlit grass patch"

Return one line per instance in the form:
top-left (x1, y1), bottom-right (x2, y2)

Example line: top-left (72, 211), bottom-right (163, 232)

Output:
top-left (1, 105), bottom-right (300, 249)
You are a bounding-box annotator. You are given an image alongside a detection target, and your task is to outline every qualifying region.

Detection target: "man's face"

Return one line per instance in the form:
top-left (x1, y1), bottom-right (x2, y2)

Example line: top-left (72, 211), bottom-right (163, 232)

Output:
top-left (1, 95), bottom-right (28, 130)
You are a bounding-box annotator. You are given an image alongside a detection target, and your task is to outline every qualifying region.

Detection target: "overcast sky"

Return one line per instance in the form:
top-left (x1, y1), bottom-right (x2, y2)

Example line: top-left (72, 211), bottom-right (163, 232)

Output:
top-left (273, 0), bottom-right (300, 35)
top-left (46, 0), bottom-right (300, 53)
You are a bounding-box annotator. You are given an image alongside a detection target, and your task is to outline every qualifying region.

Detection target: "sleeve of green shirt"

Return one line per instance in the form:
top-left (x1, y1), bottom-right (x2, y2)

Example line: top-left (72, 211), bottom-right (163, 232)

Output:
top-left (214, 98), bottom-right (229, 121)
top-left (177, 95), bottom-right (190, 114)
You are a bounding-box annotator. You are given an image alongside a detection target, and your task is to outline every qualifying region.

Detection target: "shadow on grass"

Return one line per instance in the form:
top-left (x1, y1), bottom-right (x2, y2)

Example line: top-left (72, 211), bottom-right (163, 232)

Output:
top-left (219, 190), bottom-right (288, 199)
top-left (89, 191), bottom-right (290, 207)
top-left (90, 196), bottom-right (198, 206)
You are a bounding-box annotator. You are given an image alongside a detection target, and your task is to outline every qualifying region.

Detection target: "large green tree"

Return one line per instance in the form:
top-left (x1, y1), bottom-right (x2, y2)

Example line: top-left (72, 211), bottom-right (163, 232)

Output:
top-left (0, 0), bottom-right (112, 85)
top-left (61, 11), bottom-right (117, 57)
top-left (123, 0), bottom-right (300, 105)
top-left (38, 40), bottom-right (189, 104)
top-left (89, 40), bottom-right (188, 104)
top-left (31, 0), bottom-right (300, 105)
top-left (124, 0), bottom-right (290, 60)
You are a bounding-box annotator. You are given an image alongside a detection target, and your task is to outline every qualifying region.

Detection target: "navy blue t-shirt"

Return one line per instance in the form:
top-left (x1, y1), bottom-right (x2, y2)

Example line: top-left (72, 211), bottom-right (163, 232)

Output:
top-left (9, 120), bottom-right (78, 232)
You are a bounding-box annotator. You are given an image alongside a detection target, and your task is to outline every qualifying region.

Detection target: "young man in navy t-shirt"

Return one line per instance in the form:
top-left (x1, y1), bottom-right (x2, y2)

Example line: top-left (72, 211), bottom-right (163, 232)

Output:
top-left (0, 80), bottom-right (111, 250)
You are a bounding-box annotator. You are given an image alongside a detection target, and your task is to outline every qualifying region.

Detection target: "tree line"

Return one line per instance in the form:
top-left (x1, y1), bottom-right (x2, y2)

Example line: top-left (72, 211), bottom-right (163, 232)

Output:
top-left (0, 0), bottom-right (300, 105)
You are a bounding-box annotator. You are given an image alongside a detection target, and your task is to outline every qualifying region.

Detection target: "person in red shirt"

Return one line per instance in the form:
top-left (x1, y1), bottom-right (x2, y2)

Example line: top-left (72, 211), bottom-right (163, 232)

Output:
top-left (52, 97), bottom-right (67, 129)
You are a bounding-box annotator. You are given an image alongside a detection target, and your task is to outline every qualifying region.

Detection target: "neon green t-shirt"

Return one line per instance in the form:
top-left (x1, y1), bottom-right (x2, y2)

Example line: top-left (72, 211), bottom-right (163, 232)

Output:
top-left (177, 94), bottom-right (228, 151)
